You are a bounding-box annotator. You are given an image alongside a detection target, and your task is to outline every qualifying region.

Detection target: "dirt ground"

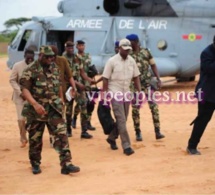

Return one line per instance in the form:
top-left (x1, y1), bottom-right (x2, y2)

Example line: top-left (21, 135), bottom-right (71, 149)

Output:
top-left (0, 56), bottom-right (215, 194)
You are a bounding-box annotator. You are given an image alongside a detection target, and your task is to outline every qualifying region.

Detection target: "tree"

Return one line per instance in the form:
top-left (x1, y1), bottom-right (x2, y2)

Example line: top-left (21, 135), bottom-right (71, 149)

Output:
top-left (4, 17), bottom-right (31, 30)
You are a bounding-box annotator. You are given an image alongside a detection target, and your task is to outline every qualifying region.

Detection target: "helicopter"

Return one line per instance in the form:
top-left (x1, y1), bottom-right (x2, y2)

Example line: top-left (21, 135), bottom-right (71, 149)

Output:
top-left (7, 0), bottom-right (215, 81)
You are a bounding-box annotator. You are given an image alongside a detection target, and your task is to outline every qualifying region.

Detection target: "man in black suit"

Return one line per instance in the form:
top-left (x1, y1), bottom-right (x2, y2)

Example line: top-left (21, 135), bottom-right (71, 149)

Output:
top-left (187, 36), bottom-right (215, 155)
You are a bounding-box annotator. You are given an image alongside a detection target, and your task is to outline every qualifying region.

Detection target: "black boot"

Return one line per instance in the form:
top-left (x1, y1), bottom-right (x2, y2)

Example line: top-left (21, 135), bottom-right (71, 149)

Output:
top-left (32, 165), bottom-right (41, 174)
top-left (61, 164), bottom-right (80, 174)
top-left (87, 121), bottom-right (96, 130)
top-left (71, 115), bottom-right (77, 129)
top-left (155, 128), bottom-right (165, 139)
top-left (66, 115), bottom-right (72, 137)
top-left (135, 129), bottom-right (142, 141)
top-left (81, 125), bottom-right (93, 139)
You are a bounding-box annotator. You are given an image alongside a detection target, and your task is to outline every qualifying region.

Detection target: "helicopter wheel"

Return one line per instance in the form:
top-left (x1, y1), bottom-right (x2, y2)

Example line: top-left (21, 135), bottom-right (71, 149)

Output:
top-left (176, 76), bottom-right (195, 82)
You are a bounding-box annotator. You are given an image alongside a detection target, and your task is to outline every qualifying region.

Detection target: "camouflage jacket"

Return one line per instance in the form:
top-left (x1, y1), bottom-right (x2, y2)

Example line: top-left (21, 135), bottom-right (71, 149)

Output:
top-left (76, 52), bottom-right (91, 87)
top-left (130, 48), bottom-right (154, 91)
top-left (19, 60), bottom-right (63, 121)
top-left (63, 53), bottom-right (83, 83)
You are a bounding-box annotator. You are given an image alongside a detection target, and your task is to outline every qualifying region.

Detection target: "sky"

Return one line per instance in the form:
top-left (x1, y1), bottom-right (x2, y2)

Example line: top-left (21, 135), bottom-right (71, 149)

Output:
top-left (0, 0), bottom-right (61, 31)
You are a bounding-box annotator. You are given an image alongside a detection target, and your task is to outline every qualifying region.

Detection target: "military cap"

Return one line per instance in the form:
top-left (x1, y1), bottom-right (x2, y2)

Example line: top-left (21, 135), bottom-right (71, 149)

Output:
top-left (64, 41), bottom-right (74, 47)
top-left (76, 40), bottom-right (85, 44)
top-left (126, 34), bottom-right (139, 41)
top-left (115, 41), bottom-right (119, 47)
top-left (119, 38), bottom-right (132, 50)
top-left (39, 46), bottom-right (54, 55)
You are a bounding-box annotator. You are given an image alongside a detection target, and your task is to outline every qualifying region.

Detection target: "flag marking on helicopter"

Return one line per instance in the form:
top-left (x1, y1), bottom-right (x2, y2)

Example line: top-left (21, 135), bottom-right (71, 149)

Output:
top-left (182, 33), bottom-right (202, 41)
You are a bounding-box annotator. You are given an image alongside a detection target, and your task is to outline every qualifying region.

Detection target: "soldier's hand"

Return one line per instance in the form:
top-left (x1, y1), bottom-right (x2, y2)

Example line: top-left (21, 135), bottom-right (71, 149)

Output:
top-left (79, 84), bottom-right (85, 91)
top-left (157, 79), bottom-right (162, 90)
top-left (90, 80), bottom-right (97, 85)
top-left (32, 102), bottom-right (47, 115)
top-left (70, 88), bottom-right (76, 98)
top-left (20, 93), bottom-right (26, 101)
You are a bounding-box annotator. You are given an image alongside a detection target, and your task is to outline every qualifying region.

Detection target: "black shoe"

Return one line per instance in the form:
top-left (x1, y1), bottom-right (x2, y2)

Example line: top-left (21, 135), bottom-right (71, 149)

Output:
top-left (81, 131), bottom-right (93, 139)
top-left (71, 118), bottom-right (77, 129)
top-left (155, 132), bottom-right (165, 140)
top-left (136, 132), bottom-right (143, 141)
top-left (123, 147), bottom-right (135, 156)
top-left (32, 165), bottom-right (41, 174)
top-left (186, 148), bottom-right (201, 155)
top-left (87, 121), bottom-right (96, 131)
top-left (61, 164), bottom-right (80, 175)
top-left (67, 125), bottom-right (72, 137)
top-left (106, 138), bottom-right (118, 150)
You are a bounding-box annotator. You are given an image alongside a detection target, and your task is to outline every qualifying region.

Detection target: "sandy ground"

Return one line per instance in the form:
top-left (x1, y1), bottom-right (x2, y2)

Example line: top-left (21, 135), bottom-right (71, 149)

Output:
top-left (0, 56), bottom-right (215, 194)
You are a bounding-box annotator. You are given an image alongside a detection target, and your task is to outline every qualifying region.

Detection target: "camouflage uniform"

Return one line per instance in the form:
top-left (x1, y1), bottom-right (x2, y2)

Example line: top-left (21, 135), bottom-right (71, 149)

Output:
top-left (130, 48), bottom-right (160, 134)
top-left (63, 53), bottom-right (90, 132)
top-left (73, 53), bottom-right (95, 125)
top-left (20, 59), bottom-right (72, 168)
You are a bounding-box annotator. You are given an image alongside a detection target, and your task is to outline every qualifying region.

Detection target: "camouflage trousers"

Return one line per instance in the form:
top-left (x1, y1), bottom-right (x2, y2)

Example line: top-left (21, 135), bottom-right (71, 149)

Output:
top-left (26, 106), bottom-right (72, 167)
top-left (74, 91), bottom-right (89, 128)
top-left (132, 87), bottom-right (160, 132)
top-left (73, 102), bottom-right (81, 118)
top-left (73, 96), bottom-right (95, 121)
top-left (65, 98), bottom-right (74, 116)
top-left (65, 98), bottom-right (74, 129)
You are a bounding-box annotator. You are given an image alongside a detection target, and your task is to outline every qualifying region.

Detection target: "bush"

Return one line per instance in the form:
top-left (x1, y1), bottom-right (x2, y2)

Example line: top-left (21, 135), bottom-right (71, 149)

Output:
top-left (0, 30), bottom-right (18, 43)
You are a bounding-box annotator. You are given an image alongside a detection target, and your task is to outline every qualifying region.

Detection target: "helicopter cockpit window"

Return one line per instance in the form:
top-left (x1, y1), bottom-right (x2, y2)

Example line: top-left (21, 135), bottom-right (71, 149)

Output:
top-left (157, 40), bottom-right (167, 51)
top-left (10, 30), bottom-right (23, 50)
top-left (18, 30), bottom-right (32, 51)
top-left (25, 30), bottom-right (39, 52)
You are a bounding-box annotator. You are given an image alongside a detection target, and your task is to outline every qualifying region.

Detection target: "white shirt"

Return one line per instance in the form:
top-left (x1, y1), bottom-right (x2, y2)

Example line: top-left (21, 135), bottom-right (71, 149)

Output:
top-left (103, 53), bottom-right (140, 94)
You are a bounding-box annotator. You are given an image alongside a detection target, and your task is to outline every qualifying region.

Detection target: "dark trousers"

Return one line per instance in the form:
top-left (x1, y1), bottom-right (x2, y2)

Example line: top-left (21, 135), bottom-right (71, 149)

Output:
top-left (188, 101), bottom-right (215, 149)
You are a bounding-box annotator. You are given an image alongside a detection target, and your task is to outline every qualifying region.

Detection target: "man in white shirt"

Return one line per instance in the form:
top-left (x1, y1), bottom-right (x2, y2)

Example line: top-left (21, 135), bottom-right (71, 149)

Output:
top-left (9, 49), bottom-right (35, 147)
top-left (102, 38), bottom-right (141, 155)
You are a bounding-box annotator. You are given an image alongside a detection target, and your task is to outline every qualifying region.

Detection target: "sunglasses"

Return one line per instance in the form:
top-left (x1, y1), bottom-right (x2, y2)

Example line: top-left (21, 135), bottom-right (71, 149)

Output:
top-left (66, 46), bottom-right (74, 49)
top-left (44, 55), bottom-right (54, 59)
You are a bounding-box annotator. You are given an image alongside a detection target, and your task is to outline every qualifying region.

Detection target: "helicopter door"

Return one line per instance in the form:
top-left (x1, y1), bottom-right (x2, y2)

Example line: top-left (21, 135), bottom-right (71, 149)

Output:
top-left (47, 30), bottom-right (74, 55)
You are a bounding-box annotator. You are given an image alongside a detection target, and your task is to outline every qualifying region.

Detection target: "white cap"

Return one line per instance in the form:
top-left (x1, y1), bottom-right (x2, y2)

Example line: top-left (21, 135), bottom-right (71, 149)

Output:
top-left (119, 38), bottom-right (132, 50)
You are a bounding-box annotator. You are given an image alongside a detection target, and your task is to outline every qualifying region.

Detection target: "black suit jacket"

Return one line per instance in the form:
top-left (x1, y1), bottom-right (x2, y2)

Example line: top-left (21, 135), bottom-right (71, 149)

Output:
top-left (195, 44), bottom-right (215, 103)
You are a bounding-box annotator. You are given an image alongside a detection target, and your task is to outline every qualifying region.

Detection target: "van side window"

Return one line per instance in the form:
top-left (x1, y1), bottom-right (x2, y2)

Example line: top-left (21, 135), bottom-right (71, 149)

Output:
top-left (18, 30), bottom-right (32, 51)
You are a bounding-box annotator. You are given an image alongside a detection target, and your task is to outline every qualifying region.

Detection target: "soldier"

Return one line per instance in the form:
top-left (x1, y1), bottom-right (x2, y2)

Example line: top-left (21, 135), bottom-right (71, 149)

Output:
top-left (9, 49), bottom-right (35, 148)
top-left (63, 41), bottom-right (95, 139)
top-left (72, 40), bottom-right (96, 131)
top-left (50, 45), bottom-right (77, 137)
top-left (126, 34), bottom-right (165, 141)
top-left (19, 46), bottom-right (80, 175)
